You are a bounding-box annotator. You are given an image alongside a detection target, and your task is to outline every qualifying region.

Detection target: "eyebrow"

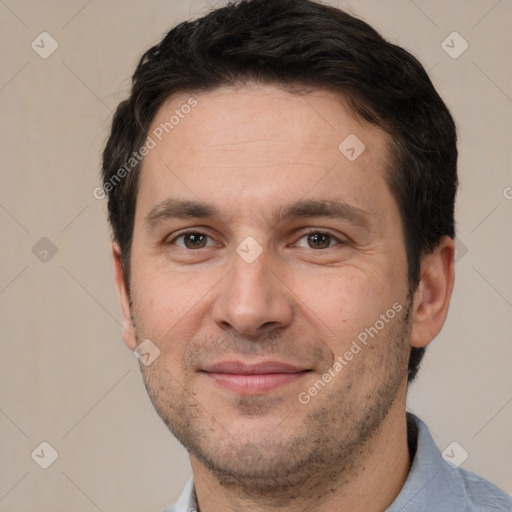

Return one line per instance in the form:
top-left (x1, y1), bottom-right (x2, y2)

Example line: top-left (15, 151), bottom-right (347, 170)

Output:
top-left (144, 198), bottom-right (373, 231)
top-left (273, 199), bottom-right (373, 230)
top-left (144, 199), bottom-right (221, 230)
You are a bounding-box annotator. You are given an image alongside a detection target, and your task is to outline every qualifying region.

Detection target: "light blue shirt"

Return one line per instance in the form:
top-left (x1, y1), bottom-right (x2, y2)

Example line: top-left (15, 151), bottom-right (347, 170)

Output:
top-left (161, 414), bottom-right (512, 511)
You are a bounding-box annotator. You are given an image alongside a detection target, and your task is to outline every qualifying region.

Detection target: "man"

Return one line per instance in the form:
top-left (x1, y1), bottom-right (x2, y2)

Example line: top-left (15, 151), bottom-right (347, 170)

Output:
top-left (101, 0), bottom-right (512, 510)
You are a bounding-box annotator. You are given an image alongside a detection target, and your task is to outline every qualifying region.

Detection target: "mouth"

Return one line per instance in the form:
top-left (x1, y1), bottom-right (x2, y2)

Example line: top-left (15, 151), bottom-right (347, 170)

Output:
top-left (200, 360), bottom-right (312, 395)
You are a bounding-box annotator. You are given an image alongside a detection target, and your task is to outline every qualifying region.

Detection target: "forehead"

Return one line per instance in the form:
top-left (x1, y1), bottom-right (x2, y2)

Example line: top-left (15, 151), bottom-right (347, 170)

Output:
top-left (136, 84), bottom-right (395, 224)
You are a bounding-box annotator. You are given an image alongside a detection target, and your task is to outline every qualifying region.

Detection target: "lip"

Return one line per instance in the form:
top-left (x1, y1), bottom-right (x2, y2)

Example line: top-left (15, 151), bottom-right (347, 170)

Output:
top-left (202, 360), bottom-right (306, 374)
top-left (201, 360), bottom-right (311, 394)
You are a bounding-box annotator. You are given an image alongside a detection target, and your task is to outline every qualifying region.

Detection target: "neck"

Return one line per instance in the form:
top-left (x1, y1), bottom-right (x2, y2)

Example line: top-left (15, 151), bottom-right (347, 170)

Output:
top-left (191, 398), bottom-right (411, 512)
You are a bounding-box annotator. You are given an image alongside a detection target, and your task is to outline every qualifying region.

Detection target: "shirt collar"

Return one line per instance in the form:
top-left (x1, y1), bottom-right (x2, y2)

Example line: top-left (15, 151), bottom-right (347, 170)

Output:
top-left (172, 475), bottom-right (197, 512)
top-left (386, 412), bottom-right (467, 512)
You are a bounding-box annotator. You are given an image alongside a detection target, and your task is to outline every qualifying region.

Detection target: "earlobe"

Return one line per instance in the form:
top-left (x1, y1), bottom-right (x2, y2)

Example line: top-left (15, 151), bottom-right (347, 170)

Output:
top-left (112, 242), bottom-right (138, 350)
top-left (410, 237), bottom-right (455, 348)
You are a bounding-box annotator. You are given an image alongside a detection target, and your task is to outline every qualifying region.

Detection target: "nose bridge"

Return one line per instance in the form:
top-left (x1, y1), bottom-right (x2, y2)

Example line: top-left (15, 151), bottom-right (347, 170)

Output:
top-left (212, 247), bottom-right (292, 335)
top-left (231, 249), bottom-right (271, 301)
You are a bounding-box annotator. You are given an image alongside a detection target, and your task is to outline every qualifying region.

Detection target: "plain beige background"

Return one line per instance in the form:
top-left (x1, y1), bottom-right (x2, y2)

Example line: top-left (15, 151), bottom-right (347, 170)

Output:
top-left (0, 0), bottom-right (511, 511)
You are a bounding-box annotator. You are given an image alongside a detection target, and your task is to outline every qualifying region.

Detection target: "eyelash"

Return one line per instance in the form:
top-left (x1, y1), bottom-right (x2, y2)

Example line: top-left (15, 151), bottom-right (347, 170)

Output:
top-left (294, 229), bottom-right (346, 249)
top-left (167, 229), bottom-right (346, 249)
top-left (169, 231), bottom-right (219, 249)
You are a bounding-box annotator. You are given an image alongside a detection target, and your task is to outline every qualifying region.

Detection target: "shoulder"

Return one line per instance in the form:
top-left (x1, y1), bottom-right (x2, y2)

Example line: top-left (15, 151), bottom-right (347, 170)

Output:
top-left (388, 414), bottom-right (511, 512)
top-left (458, 468), bottom-right (512, 512)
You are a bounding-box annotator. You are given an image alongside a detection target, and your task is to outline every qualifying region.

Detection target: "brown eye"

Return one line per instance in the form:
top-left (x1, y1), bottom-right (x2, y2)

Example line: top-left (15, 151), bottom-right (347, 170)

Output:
top-left (185, 233), bottom-right (207, 249)
top-left (306, 233), bottom-right (333, 249)
top-left (174, 232), bottom-right (214, 249)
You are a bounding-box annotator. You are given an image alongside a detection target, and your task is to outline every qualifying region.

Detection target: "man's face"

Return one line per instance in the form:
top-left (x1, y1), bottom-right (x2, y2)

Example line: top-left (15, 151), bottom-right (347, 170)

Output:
top-left (120, 85), bottom-right (413, 491)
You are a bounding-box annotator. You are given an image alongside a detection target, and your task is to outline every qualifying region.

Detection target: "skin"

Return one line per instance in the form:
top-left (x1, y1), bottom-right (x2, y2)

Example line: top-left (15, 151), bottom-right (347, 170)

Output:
top-left (113, 84), bottom-right (455, 512)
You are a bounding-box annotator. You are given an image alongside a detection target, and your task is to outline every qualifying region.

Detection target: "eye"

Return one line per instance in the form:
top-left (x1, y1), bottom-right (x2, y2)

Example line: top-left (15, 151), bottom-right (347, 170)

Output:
top-left (295, 232), bottom-right (342, 249)
top-left (172, 232), bottom-right (217, 249)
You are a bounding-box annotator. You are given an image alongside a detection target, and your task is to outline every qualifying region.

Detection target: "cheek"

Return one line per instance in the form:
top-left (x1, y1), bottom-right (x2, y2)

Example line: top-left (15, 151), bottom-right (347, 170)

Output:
top-left (291, 266), bottom-right (400, 347)
top-left (130, 264), bottom-right (219, 351)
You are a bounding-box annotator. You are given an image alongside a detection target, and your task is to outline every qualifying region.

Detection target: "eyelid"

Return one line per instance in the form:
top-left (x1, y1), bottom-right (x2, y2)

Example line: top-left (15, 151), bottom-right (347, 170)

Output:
top-left (166, 229), bottom-right (220, 248)
top-left (165, 227), bottom-right (348, 249)
top-left (291, 228), bottom-right (348, 248)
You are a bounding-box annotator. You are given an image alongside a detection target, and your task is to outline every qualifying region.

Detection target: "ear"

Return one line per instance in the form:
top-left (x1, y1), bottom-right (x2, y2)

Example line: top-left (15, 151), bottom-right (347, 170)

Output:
top-left (410, 236), bottom-right (455, 348)
top-left (112, 242), bottom-right (138, 350)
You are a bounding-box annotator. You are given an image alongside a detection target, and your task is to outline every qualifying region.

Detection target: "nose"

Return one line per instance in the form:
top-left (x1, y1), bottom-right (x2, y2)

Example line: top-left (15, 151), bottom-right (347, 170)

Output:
top-left (211, 249), bottom-right (293, 338)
